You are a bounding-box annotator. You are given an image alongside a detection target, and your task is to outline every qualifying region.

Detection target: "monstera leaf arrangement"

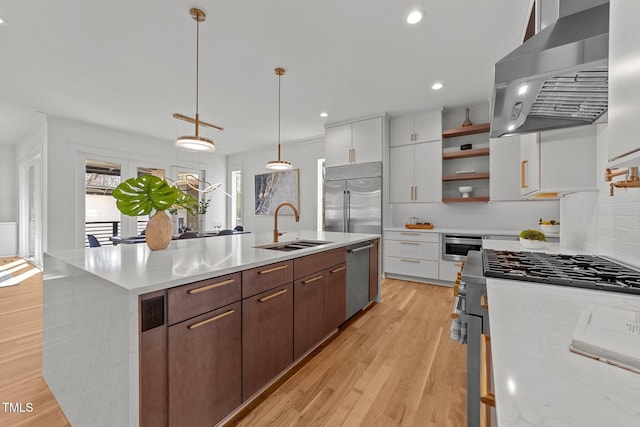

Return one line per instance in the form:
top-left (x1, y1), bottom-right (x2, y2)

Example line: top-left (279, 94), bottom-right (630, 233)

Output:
top-left (112, 175), bottom-right (198, 250)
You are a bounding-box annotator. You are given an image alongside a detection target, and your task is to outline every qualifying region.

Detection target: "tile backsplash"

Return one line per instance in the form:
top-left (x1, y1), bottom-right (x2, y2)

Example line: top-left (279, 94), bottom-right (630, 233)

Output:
top-left (390, 199), bottom-right (559, 232)
top-left (561, 124), bottom-right (640, 266)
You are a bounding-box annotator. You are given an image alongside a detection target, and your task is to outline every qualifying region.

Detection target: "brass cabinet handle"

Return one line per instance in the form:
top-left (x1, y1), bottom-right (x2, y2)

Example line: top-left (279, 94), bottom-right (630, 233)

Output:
top-left (351, 148), bottom-right (356, 163)
top-left (481, 294), bottom-right (488, 310)
top-left (400, 232), bottom-right (420, 236)
top-left (400, 258), bottom-right (420, 263)
top-left (521, 160), bottom-right (528, 188)
top-left (187, 309), bottom-right (235, 330)
top-left (258, 265), bottom-right (288, 275)
top-left (302, 275), bottom-right (323, 285)
top-left (258, 288), bottom-right (288, 302)
top-left (187, 278), bottom-right (235, 294)
top-left (400, 241), bottom-right (420, 245)
top-left (414, 186), bottom-right (417, 200)
top-left (330, 266), bottom-right (346, 274)
top-left (480, 334), bottom-right (496, 407)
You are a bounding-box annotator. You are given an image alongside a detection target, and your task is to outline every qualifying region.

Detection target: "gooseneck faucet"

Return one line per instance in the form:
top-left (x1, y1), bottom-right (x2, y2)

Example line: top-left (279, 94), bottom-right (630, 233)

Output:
top-left (273, 202), bottom-right (300, 242)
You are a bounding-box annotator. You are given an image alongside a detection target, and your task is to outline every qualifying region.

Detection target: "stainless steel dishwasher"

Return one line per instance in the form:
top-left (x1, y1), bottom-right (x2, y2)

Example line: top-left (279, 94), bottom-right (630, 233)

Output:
top-left (346, 241), bottom-right (373, 319)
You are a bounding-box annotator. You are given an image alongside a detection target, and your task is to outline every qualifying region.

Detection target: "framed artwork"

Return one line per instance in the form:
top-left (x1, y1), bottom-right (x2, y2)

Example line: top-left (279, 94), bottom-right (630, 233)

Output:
top-left (254, 169), bottom-right (300, 215)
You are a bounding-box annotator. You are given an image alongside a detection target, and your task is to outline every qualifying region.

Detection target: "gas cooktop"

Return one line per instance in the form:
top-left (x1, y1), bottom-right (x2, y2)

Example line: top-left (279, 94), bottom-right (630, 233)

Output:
top-left (483, 250), bottom-right (640, 295)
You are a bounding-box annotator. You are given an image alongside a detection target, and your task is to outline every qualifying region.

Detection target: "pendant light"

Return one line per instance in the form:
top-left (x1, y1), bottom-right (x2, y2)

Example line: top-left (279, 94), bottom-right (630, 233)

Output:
top-left (266, 67), bottom-right (292, 171)
top-left (174, 8), bottom-right (223, 153)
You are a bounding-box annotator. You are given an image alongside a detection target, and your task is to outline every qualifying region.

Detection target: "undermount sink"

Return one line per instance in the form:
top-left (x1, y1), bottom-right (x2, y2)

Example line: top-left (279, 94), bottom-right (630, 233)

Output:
top-left (255, 240), bottom-right (332, 251)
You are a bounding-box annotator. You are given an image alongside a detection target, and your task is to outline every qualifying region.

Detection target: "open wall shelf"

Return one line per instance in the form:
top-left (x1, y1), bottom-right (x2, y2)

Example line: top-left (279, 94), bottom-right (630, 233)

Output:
top-left (442, 147), bottom-right (490, 160)
top-left (442, 122), bottom-right (491, 139)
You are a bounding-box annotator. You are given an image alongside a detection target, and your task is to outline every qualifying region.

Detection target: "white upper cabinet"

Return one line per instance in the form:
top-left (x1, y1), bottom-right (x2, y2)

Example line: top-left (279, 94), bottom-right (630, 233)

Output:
top-left (390, 109), bottom-right (442, 146)
top-left (389, 141), bottom-right (442, 203)
top-left (608, 0), bottom-right (640, 166)
top-left (324, 116), bottom-right (385, 167)
top-left (490, 135), bottom-right (523, 201)
top-left (520, 126), bottom-right (597, 197)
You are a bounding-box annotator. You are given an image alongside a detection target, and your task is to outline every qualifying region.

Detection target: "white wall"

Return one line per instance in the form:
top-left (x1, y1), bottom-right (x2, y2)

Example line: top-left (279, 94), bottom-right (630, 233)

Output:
top-left (561, 124), bottom-right (640, 266)
top-left (44, 116), bottom-right (227, 251)
top-left (0, 144), bottom-right (17, 221)
top-left (227, 137), bottom-right (324, 233)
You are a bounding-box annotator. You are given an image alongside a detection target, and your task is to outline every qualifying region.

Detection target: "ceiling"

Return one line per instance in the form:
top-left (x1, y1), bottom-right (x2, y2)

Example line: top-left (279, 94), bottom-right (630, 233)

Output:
top-left (0, 0), bottom-right (531, 155)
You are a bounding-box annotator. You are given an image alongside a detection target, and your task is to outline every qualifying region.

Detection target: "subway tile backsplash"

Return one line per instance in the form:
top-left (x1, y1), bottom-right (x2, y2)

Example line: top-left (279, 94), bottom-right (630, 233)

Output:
top-left (561, 124), bottom-right (640, 266)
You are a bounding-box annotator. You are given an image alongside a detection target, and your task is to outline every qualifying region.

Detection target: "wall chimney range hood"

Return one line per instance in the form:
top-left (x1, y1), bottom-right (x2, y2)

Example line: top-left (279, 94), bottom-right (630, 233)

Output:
top-left (490, 1), bottom-right (609, 138)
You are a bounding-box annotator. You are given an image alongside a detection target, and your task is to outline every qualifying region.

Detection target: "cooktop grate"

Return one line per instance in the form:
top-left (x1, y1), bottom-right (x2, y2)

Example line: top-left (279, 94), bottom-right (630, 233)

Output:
top-left (483, 250), bottom-right (640, 295)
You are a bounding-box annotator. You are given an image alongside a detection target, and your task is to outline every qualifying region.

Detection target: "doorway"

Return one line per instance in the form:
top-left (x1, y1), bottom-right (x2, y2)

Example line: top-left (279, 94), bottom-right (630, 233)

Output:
top-left (18, 155), bottom-right (43, 265)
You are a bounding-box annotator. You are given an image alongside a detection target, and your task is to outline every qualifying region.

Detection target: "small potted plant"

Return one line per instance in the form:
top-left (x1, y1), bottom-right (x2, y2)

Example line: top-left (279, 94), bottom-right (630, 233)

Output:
top-left (539, 218), bottom-right (560, 235)
top-left (198, 197), bottom-right (211, 233)
top-left (519, 229), bottom-right (547, 249)
top-left (112, 175), bottom-right (197, 250)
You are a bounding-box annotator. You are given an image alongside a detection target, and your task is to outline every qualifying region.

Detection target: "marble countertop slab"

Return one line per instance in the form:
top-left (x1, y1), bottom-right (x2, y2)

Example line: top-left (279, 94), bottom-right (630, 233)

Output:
top-left (45, 230), bottom-right (378, 294)
top-left (487, 278), bottom-right (640, 427)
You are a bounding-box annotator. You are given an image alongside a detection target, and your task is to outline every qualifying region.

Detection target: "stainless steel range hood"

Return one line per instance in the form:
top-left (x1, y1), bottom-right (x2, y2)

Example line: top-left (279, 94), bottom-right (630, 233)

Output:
top-left (490, 1), bottom-right (609, 138)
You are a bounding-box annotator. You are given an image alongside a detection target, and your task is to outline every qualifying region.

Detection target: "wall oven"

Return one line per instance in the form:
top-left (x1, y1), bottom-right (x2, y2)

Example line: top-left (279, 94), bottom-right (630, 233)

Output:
top-left (442, 234), bottom-right (482, 261)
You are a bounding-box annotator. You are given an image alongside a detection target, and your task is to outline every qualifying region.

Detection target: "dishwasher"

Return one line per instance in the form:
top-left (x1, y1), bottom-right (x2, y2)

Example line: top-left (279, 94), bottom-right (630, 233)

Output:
top-left (346, 241), bottom-right (373, 319)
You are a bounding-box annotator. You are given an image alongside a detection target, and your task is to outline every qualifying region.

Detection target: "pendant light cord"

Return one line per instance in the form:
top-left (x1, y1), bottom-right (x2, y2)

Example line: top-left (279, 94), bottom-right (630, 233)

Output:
top-left (278, 72), bottom-right (281, 161)
top-left (195, 17), bottom-right (200, 137)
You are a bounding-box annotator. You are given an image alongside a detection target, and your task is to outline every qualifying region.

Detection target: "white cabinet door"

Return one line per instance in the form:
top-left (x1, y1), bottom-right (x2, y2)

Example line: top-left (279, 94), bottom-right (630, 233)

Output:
top-left (413, 109), bottom-right (442, 143)
top-left (520, 133), bottom-right (540, 197)
top-left (389, 145), bottom-right (414, 203)
top-left (439, 259), bottom-right (465, 282)
top-left (490, 136), bottom-right (522, 201)
top-left (414, 141), bottom-right (442, 202)
top-left (608, 0), bottom-right (640, 165)
top-left (324, 124), bottom-right (352, 167)
top-left (352, 117), bottom-right (382, 164)
top-left (390, 114), bottom-right (415, 147)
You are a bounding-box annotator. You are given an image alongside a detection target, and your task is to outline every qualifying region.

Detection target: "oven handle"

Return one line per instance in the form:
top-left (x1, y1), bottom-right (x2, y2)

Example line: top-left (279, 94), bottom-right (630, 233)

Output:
top-left (444, 237), bottom-right (483, 245)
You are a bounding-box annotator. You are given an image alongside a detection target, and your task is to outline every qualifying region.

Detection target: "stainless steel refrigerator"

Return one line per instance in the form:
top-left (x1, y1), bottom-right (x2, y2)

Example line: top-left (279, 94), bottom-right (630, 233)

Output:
top-left (323, 161), bottom-right (382, 235)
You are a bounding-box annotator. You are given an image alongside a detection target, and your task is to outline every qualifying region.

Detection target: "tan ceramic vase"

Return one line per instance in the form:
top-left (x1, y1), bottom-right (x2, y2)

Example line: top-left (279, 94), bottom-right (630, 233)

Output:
top-left (145, 211), bottom-right (172, 250)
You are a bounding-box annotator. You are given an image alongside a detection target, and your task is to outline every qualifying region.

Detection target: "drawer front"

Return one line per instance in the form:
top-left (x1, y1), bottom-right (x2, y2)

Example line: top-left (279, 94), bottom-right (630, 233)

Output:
top-left (294, 247), bottom-right (346, 280)
top-left (439, 259), bottom-right (465, 282)
top-left (168, 272), bottom-right (241, 325)
top-left (384, 240), bottom-right (438, 260)
top-left (242, 260), bottom-right (294, 298)
top-left (384, 230), bottom-right (438, 243)
top-left (384, 256), bottom-right (438, 279)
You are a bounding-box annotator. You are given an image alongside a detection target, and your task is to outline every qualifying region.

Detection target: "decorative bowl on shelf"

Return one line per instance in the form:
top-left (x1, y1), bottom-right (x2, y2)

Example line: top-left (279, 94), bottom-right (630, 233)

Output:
top-left (458, 186), bottom-right (473, 198)
top-left (520, 237), bottom-right (545, 249)
top-left (539, 224), bottom-right (560, 235)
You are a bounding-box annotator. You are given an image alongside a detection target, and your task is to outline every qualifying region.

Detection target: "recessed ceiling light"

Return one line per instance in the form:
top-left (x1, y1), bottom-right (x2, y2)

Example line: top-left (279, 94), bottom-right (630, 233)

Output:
top-left (0, 17), bottom-right (5, 25)
top-left (406, 10), bottom-right (423, 25)
top-left (507, 124), bottom-right (516, 131)
top-left (431, 82), bottom-right (443, 90)
top-left (518, 84), bottom-right (528, 95)
top-left (320, 112), bottom-right (328, 118)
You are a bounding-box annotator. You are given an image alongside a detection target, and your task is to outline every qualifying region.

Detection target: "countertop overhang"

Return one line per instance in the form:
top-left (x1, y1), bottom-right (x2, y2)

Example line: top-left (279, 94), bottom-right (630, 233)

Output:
top-left (44, 231), bottom-right (379, 294)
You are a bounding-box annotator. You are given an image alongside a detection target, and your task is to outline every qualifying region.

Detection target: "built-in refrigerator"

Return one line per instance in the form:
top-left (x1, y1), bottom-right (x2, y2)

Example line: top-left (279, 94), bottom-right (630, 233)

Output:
top-left (323, 161), bottom-right (382, 234)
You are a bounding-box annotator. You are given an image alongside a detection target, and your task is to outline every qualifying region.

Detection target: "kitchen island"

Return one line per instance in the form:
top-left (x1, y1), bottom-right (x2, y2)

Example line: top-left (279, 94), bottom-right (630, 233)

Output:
top-left (483, 238), bottom-right (640, 426)
top-left (42, 230), bottom-right (380, 427)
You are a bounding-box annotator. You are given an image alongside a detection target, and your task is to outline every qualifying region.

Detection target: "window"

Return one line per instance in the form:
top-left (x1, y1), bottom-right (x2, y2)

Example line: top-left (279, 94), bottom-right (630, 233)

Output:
top-left (231, 169), bottom-right (242, 228)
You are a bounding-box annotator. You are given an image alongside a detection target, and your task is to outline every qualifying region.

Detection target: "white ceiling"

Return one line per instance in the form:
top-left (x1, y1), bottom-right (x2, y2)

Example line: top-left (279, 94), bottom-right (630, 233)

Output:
top-left (0, 0), bottom-right (531, 155)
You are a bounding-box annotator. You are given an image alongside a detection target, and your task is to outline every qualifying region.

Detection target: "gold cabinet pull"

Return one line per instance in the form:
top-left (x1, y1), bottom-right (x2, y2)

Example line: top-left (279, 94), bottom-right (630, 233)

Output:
top-left (480, 334), bottom-right (496, 407)
top-left (400, 241), bottom-right (420, 245)
top-left (400, 258), bottom-right (420, 263)
top-left (400, 232), bottom-right (420, 236)
top-left (258, 265), bottom-right (288, 275)
top-left (302, 275), bottom-right (323, 285)
top-left (258, 288), bottom-right (288, 302)
top-left (521, 160), bottom-right (528, 188)
top-left (330, 266), bottom-right (346, 274)
top-left (187, 309), bottom-right (235, 330)
top-left (187, 278), bottom-right (235, 294)
top-left (481, 294), bottom-right (488, 310)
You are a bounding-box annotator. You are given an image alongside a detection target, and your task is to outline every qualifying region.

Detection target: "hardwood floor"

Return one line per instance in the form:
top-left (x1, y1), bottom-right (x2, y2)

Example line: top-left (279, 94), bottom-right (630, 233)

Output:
top-left (0, 257), bottom-right (70, 427)
top-left (233, 278), bottom-right (467, 427)
top-left (0, 258), bottom-right (466, 427)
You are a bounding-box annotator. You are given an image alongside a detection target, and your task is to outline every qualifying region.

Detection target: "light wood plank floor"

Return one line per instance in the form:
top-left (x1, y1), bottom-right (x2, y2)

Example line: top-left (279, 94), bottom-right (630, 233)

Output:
top-left (0, 257), bottom-right (70, 427)
top-left (234, 278), bottom-right (467, 427)
top-left (0, 259), bottom-right (466, 427)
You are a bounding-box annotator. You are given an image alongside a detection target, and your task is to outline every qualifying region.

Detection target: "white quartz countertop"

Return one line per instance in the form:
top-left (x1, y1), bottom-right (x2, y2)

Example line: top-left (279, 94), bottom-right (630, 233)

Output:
top-left (482, 237), bottom-right (565, 253)
top-left (45, 231), bottom-right (378, 295)
top-left (487, 279), bottom-right (640, 426)
top-left (385, 227), bottom-right (523, 236)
